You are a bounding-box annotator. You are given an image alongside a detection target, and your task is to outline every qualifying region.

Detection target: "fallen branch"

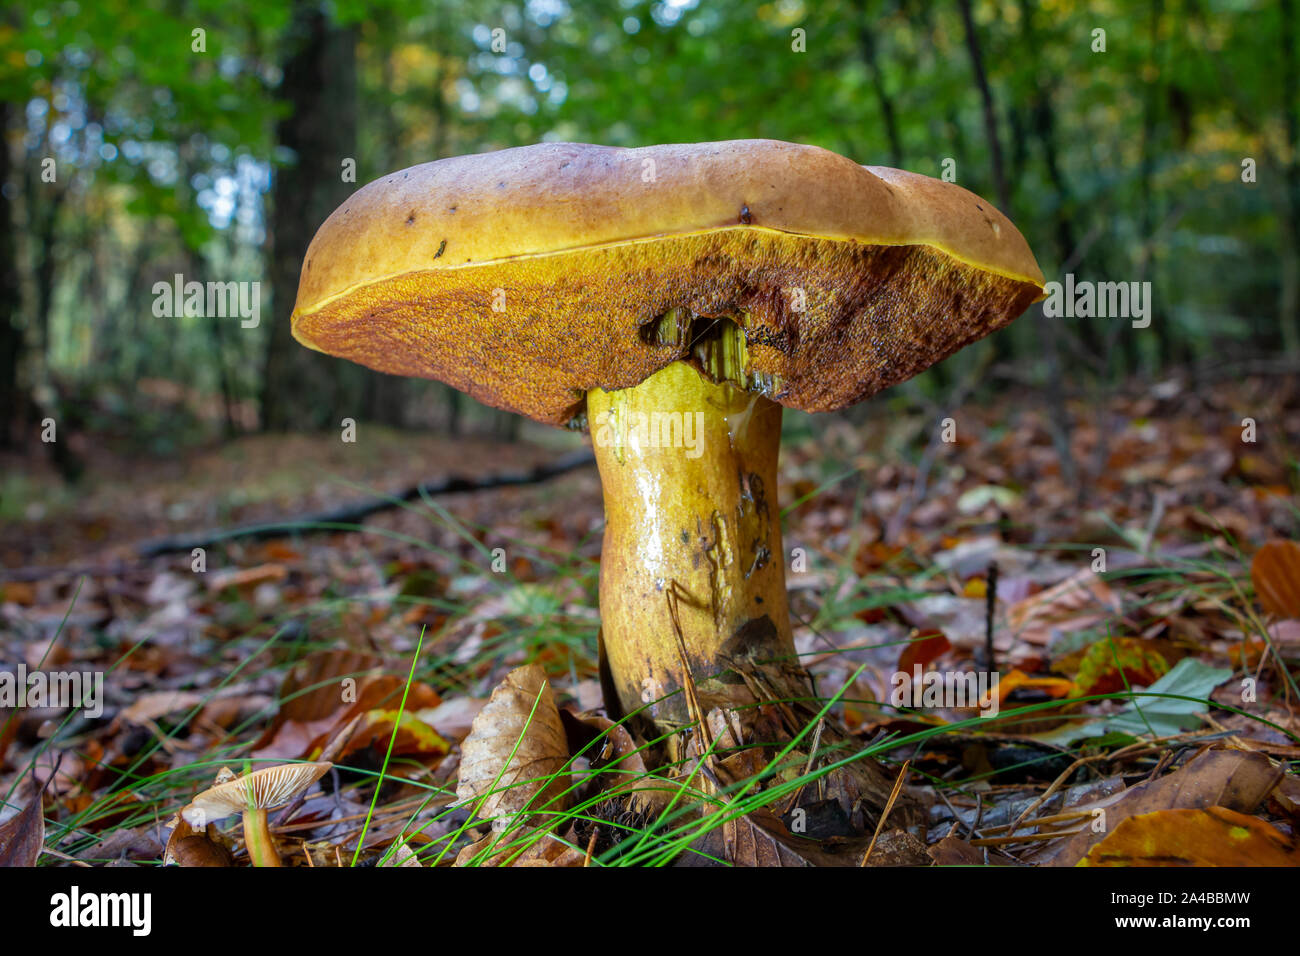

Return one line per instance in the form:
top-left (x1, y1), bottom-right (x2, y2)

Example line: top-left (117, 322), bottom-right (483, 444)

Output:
top-left (135, 448), bottom-right (595, 557)
top-left (0, 449), bottom-right (595, 580)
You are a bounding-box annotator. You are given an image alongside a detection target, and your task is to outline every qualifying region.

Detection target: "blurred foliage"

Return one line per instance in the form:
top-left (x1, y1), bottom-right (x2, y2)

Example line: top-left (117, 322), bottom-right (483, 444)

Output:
top-left (0, 0), bottom-right (1294, 448)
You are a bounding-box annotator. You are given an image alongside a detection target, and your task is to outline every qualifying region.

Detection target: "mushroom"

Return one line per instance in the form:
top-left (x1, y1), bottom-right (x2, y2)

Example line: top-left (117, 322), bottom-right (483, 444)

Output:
top-left (181, 761), bottom-right (331, 867)
top-left (290, 140), bottom-right (1043, 736)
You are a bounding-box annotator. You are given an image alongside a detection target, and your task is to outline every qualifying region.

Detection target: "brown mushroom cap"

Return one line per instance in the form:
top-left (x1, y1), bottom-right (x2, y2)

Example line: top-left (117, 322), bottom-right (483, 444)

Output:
top-left (180, 761), bottom-right (331, 826)
top-left (292, 140), bottom-right (1044, 425)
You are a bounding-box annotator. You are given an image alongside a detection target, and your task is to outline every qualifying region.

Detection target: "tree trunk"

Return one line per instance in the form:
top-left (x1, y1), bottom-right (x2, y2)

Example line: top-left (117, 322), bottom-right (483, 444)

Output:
top-left (1281, 0), bottom-right (1300, 353)
top-left (0, 102), bottom-right (22, 447)
top-left (855, 1), bottom-right (904, 167)
top-left (956, 0), bottom-right (1010, 213)
top-left (260, 2), bottom-right (361, 431)
top-left (1135, 0), bottom-right (1167, 373)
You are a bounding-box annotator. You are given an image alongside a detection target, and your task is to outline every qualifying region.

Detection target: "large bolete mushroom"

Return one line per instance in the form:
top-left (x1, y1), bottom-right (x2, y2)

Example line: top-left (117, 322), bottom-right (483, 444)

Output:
top-left (291, 140), bottom-right (1043, 735)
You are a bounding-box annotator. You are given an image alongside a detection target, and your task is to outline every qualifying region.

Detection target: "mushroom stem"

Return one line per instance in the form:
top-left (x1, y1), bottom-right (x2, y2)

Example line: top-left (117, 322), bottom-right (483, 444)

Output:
top-left (588, 361), bottom-right (806, 728)
top-left (241, 808), bottom-right (282, 867)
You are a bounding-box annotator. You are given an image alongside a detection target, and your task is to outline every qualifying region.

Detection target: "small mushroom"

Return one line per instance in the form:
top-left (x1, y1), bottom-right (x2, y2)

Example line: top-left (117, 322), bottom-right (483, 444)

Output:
top-left (181, 762), bottom-right (331, 867)
top-left (290, 140), bottom-right (1043, 735)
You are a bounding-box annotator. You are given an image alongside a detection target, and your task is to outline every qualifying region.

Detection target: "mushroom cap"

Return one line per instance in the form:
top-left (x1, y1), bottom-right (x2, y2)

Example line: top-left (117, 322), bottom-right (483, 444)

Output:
top-left (180, 761), bottom-right (331, 827)
top-left (292, 140), bottom-right (1044, 425)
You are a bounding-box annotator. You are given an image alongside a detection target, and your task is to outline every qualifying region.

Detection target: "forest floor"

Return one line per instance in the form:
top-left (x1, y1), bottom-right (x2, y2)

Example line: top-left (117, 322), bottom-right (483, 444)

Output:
top-left (1, 369), bottom-right (1298, 867)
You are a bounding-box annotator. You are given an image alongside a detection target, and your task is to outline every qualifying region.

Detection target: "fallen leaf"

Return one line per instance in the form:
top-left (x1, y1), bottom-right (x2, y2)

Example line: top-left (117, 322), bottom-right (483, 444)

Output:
top-left (164, 817), bottom-right (233, 867)
top-left (956, 484), bottom-right (1021, 514)
top-left (928, 833), bottom-right (984, 866)
top-left (1007, 569), bottom-right (1121, 646)
top-left (0, 778), bottom-right (45, 866)
top-left (253, 650), bottom-right (445, 762)
top-left (206, 563), bottom-right (288, 592)
top-left (456, 664), bottom-right (570, 829)
top-left (379, 836), bottom-right (424, 867)
top-left (898, 629), bottom-right (951, 673)
top-left (996, 669), bottom-right (1075, 703)
top-left (1252, 540), bottom-right (1300, 619)
top-left (1048, 749), bottom-right (1283, 866)
top-left (927, 833), bottom-right (1017, 866)
top-left (1080, 807), bottom-right (1300, 866)
top-left (1038, 657), bottom-right (1231, 743)
top-left (1069, 636), bottom-right (1169, 696)
top-left (83, 827), bottom-right (164, 863)
top-left (455, 825), bottom-right (587, 867)
top-left (0, 709), bottom-right (16, 768)
top-left (860, 828), bottom-right (931, 866)
top-left (418, 696), bottom-right (487, 741)
top-left (568, 712), bottom-right (668, 815)
top-left (119, 690), bottom-right (208, 726)
top-left (0, 582), bottom-right (36, 606)
top-left (679, 808), bottom-right (852, 867)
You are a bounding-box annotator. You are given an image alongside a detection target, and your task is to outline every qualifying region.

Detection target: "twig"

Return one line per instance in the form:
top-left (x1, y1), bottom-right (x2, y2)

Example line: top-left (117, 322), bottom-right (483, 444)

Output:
top-left (969, 827), bottom-right (1086, 847)
top-left (134, 449), bottom-right (595, 558)
top-left (984, 561), bottom-right (999, 673)
top-left (860, 759), bottom-right (911, 865)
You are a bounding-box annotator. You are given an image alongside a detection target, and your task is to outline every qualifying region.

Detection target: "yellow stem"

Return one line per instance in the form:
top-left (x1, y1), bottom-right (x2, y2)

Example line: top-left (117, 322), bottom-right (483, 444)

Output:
top-left (588, 361), bottom-right (799, 728)
top-left (243, 808), bottom-right (282, 867)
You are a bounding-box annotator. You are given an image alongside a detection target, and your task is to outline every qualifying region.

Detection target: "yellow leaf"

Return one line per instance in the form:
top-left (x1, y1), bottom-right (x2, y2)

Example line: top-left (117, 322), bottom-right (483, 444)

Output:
top-left (1079, 807), bottom-right (1300, 867)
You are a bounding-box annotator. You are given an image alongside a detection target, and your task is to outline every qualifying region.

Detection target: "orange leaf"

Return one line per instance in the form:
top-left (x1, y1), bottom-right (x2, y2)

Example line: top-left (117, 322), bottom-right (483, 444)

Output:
top-left (1069, 636), bottom-right (1168, 696)
top-left (0, 582), bottom-right (36, 606)
top-left (898, 629), bottom-right (951, 672)
top-left (1252, 540), bottom-right (1300, 619)
top-left (995, 669), bottom-right (1074, 703)
top-left (1080, 807), bottom-right (1300, 867)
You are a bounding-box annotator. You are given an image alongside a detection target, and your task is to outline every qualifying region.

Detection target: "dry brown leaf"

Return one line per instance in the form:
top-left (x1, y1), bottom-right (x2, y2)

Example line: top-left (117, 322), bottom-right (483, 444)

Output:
top-left (1080, 807), bottom-right (1300, 867)
top-left (253, 649), bottom-right (446, 762)
top-left (898, 629), bottom-right (951, 673)
top-left (1048, 749), bottom-right (1283, 866)
top-left (927, 832), bottom-right (1018, 866)
top-left (679, 808), bottom-right (852, 867)
top-left (0, 780), bottom-right (44, 867)
top-left (697, 708), bottom-right (766, 785)
top-left (163, 816), bottom-right (233, 867)
top-left (0, 581), bottom-right (37, 606)
top-left (119, 690), bottom-right (208, 726)
top-left (1252, 540), bottom-right (1300, 619)
top-left (83, 827), bottom-right (164, 863)
top-left (206, 563), bottom-right (288, 592)
top-left (570, 712), bottom-right (669, 815)
top-left (419, 696), bottom-right (488, 741)
top-left (861, 828), bottom-right (931, 866)
top-left (1007, 569), bottom-right (1121, 646)
top-left (0, 708), bottom-right (17, 769)
top-left (456, 664), bottom-right (570, 829)
top-left (454, 825), bottom-right (587, 867)
top-left (378, 836), bottom-right (423, 867)
top-left (928, 833), bottom-right (985, 865)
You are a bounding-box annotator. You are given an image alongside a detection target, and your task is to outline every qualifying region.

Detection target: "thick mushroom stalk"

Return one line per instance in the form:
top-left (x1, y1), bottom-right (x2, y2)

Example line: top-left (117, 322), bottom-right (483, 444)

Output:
top-left (588, 360), bottom-right (803, 727)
